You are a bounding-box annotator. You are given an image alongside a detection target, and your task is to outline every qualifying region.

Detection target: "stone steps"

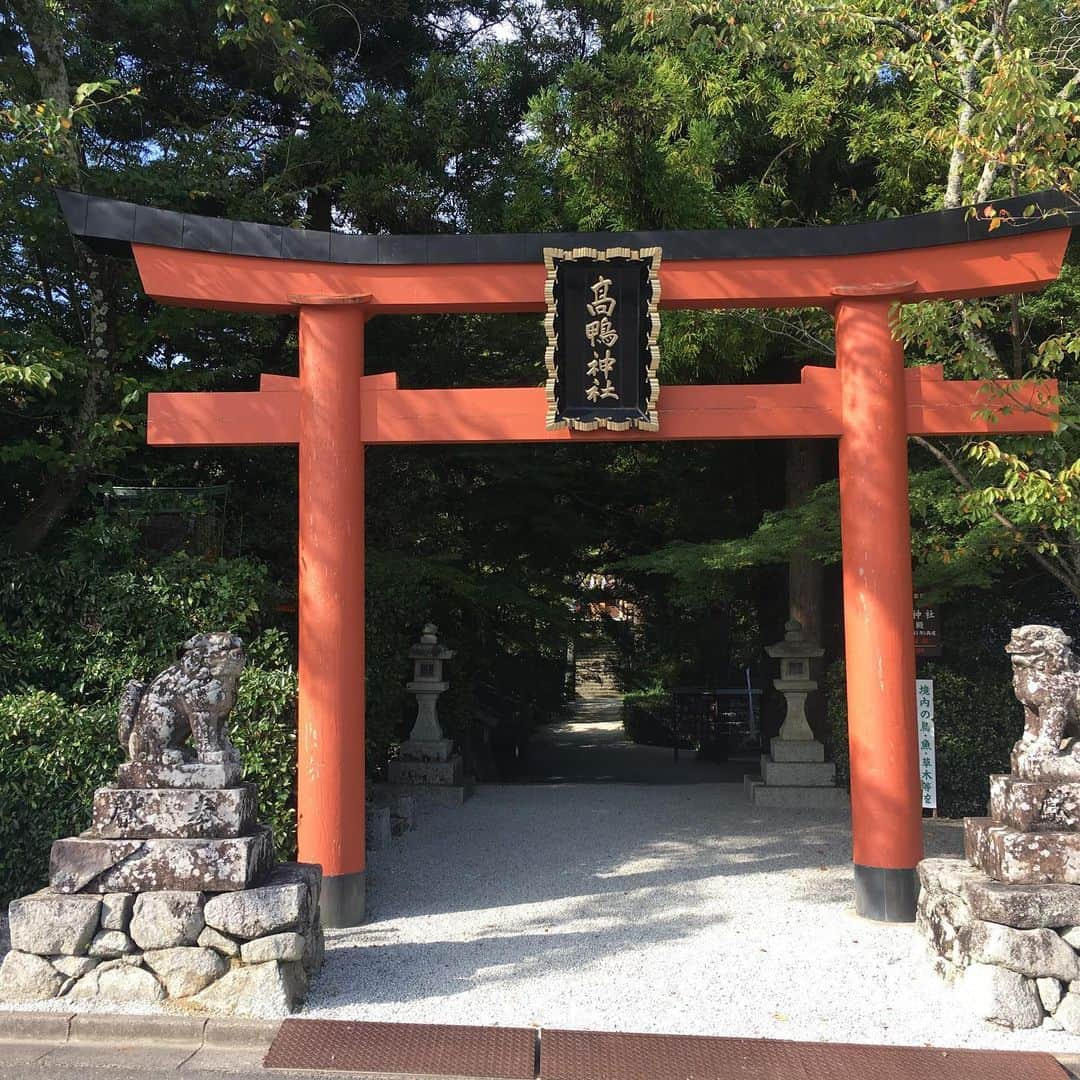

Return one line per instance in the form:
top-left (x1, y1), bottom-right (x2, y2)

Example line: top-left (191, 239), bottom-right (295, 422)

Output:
top-left (573, 644), bottom-right (622, 699)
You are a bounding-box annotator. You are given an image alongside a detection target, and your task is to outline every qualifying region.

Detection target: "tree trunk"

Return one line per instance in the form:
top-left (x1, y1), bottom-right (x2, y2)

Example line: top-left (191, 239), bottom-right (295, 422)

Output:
top-left (308, 188), bottom-right (333, 233)
top-left (7, 0), bottom-right (116, 553)
top-left (785, 439), bottom-right (824, 644)
top-left (786, 438), bottom-right (827, 741)
top-left (8, 468), bottom-right (91, 553)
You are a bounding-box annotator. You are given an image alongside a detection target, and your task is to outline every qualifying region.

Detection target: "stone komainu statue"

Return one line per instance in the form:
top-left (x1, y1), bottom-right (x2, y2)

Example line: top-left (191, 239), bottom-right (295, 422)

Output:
top-left (1006, 624), bottom-right (1080, 772)
top-left (118, 632), bottom-right (245, 766)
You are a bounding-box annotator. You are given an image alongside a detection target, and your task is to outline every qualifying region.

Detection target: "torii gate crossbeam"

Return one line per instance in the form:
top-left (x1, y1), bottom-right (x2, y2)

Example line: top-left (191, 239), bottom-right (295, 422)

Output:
top-left (58, 189), bottom-right (1074, 928)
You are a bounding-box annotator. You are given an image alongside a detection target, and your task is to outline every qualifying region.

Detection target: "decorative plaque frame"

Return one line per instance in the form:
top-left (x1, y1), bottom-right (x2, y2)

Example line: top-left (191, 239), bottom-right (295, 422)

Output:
top-left (543, 246), bottom-right (661, 432)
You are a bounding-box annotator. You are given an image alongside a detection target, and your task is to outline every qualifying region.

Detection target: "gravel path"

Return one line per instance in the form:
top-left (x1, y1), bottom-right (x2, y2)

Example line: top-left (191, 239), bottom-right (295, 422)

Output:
top-left (7, 705), bottom-right (1080, 1051)
top-left (520, 700), bottom-right (744, 785)
top-left (304, 709), bottom-right (1080, 1051)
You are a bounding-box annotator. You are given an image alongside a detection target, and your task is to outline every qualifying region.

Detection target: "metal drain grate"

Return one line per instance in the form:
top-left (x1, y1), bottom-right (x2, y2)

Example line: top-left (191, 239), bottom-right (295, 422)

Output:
top-left (538, 1028), bottom-right (1067, 1080)
top-left (799, 1040), bottom-right (1067, 1080)
top-left (264, 1018), bottom-right (537, 1078)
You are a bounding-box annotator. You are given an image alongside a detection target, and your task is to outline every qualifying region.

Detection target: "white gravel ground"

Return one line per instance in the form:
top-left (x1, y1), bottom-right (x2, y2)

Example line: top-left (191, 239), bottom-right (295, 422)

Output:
top-left (7, 712), bottom-right (1080, 1052)
top-left (306, 780), bottom-right (1080, 1053)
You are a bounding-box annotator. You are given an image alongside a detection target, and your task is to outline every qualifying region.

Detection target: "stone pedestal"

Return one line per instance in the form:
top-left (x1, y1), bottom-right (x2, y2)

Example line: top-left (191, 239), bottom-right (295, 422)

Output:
top-left (388, 730), bottom-right (465, 790)
top-left (0, 634), bottom-right (324, 1017)
top-left (398, 737), bottom-right (455, 762)
top-left (917, 857), bottom-right (1080, 1031)
top-left (90, 783), bottom-right (258, 839)
top-left (386, 748), bottom-right (470, 802)
top-left (748, 737), bottom-right (847, 808)
top-left (745, 740), bottom-right (848, 809)
top-left (746, 622), bottom-right (846, 809)
top-left (49, 828), bottom-right (274, 894)
top-left (918, 623), bottom-right (1080, 1031)
top-left (115, 759), bottom-right (242, 789)
top-left (922, 771), bottom-right (1080, 1031)
top-left (965, 815), bottom-right (1080, 886)
top-left (0, 863), bottom-right (322, 1015)
top-left (388, 754), bottom-right (465, 787)
top-left (990, 774), bottom-right (1080, 832)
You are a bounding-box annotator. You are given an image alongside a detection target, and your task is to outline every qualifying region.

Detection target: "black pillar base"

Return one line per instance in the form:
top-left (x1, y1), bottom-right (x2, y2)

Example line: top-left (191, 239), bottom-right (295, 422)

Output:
top-left (853, 864), bottom-right (919, 922)
top-left (321, 870), bottom-right (366, 927)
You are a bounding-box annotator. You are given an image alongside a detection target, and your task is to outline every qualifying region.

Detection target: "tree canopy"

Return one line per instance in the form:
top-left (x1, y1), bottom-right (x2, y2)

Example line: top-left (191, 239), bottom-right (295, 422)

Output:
top-left (2, 1), bottom-right (1080, 886)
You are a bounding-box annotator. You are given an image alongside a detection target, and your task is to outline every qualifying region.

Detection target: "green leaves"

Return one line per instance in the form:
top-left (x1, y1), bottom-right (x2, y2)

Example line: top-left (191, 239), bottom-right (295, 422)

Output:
top-left (216, 0), bottom-right (340, 113)
top-left (0, 519), bottom-right (300, 899)
top-left (0, 357), bottom-right (58, 393)
top-left (0, 691), bottom-right (118, 901)
top-left (613, 481), bottom-right (841, 610)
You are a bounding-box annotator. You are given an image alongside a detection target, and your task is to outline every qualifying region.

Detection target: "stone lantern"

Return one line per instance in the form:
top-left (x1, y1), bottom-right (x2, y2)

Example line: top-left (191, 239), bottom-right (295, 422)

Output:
top-left (744, 619), bottom-right (846, 808)
top-left (387, 624), bottom-right (465, 792)
top-left (767, 619), bottom-right (823, 744)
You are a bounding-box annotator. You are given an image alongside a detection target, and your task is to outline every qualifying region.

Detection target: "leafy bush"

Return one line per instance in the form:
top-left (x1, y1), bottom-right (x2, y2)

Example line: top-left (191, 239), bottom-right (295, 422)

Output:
top-left (228, 630), bottom-right (298, 861)
top-left (622, 689), bottom-right (673, 746)
top-left (826, 658), bottom-right (1019, 819)
top-left (0, 518), bottom-right (279, 702)
top-left (0, 517), bottom-right (299, 902)
top-left (0, 691), bottom-right (118, 902)
top-left (0, 508), bottom-right (579, 901)
top-left (0, 640), bottom-right (297, 903)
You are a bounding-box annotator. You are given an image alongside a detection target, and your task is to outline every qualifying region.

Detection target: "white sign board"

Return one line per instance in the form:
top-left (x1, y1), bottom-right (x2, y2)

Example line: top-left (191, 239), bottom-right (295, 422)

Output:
top-left (916, 678), bottom-right (937, 810)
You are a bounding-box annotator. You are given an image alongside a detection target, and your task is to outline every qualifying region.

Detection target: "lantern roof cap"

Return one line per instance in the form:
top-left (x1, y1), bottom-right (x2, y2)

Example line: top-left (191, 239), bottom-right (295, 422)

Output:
top-left (409, 623), bottom-right (454, 660)
top-left (765, 619), bottom-right (825, 659)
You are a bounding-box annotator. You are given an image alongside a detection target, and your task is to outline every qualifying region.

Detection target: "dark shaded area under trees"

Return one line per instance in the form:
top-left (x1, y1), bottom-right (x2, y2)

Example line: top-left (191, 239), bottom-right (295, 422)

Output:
top-left (3, 0), bottom-right (1080, 901)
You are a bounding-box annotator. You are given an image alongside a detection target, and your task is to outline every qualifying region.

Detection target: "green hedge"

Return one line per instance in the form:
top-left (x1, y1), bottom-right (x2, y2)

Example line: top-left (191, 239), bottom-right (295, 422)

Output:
top-left (0, 635), bottom-right (297, 903)
top-left (227, 630), bottom-right (298, 862)
top-left (0, 519), bottom-right (298, 903)
top-left (826, 658), bottom-right (1019, 818)
top-left (622, 690), bottom-right (673, 746)
top-left (0, 692), bottom-right (117, 902)
top-left (0, 514), bottom-right (571, 903)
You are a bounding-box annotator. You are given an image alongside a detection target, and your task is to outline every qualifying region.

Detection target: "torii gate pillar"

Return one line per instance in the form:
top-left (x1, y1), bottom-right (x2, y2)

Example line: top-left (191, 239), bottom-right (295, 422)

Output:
top-left (297, 300), bottom-right (368, 924)
top-left (836, 292), bottom-right (922, 919)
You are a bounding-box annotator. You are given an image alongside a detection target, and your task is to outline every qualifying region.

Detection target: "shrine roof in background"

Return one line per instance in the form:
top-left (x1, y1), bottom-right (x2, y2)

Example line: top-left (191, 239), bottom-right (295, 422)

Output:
top-left (55, 189), bottom-right (1077, 267)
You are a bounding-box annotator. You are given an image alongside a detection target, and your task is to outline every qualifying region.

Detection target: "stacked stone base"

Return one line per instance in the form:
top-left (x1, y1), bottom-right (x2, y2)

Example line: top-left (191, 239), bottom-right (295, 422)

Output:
top-left (744, 738), bottom-right (848, 809)
top-left (0, 863), bottom-right (322, 1017)
top-left (388, 737), bottom-right (467, 790)
top-left (918, 856), bottom-right (1080, 1030)
top-left (387, 740), bottom-right (472, 803)
top-left (918, 767), bottom-right (1080, 1031)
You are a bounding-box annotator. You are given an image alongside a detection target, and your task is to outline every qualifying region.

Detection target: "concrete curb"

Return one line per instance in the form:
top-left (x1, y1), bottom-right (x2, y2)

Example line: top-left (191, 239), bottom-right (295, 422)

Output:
top-left (0, 1008), bottom-right (279, 1051)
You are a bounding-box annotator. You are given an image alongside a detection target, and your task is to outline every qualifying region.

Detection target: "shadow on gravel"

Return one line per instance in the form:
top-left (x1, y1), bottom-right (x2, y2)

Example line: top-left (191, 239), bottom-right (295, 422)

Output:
top-left (362, 790), bottom-right (858, 922)
top-left (313, 910), bottom-right (718, 1008)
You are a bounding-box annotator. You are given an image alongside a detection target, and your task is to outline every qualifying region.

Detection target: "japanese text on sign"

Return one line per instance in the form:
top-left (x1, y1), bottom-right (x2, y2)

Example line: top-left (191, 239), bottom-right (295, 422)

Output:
top-left (916, 678), bottom-right (937, 810)
top-left (913, 596), bottom-right (942, 656)
top-left (585, 275), bottom-right (620, 404)
top-left (542, 246), bottom-right (661, 432)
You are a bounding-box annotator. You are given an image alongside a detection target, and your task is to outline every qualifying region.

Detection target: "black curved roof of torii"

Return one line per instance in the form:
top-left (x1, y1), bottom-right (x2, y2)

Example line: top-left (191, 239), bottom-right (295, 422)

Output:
top-left (55, 188), bottom-right (1078, 265)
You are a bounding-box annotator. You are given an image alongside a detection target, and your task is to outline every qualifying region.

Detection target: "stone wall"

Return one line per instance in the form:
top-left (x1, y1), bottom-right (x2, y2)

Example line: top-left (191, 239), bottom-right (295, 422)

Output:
top-left (919, 857), bottom-right (1080, 1031)
top-left (0, 863), bottom-right (322, 1017)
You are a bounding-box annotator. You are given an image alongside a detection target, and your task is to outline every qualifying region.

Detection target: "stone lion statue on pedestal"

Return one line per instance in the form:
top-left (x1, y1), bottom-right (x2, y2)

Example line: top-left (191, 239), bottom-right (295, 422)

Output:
top-left (1007, 624), bottom-right (1080, 776)
top-left (118, 632), bottom-right (245, 766)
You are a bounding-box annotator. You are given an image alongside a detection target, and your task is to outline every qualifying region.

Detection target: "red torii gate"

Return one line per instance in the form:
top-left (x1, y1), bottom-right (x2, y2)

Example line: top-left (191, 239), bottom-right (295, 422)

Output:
top-left (59, 190), bottom-right (1072, 928)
